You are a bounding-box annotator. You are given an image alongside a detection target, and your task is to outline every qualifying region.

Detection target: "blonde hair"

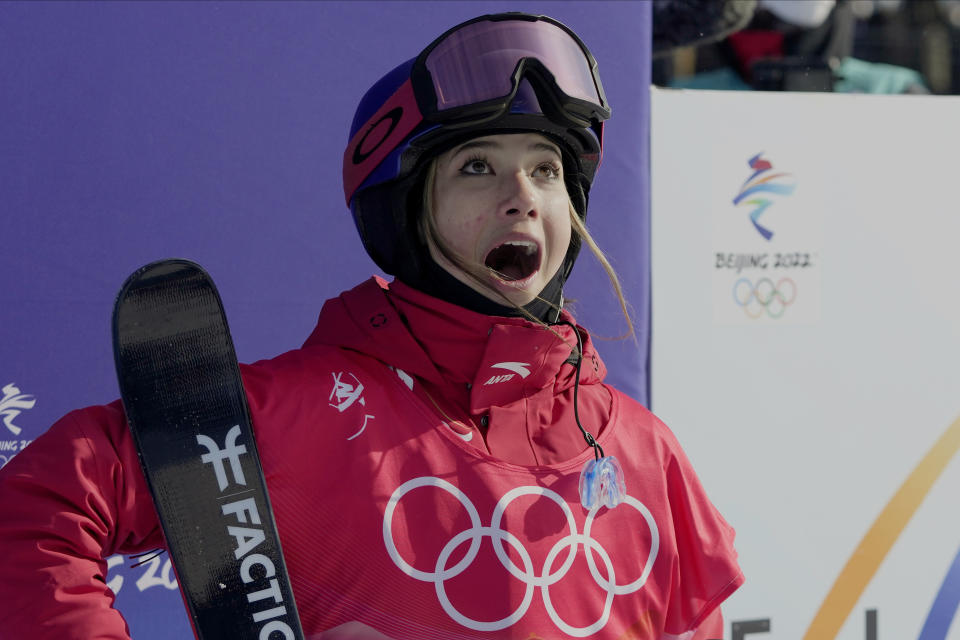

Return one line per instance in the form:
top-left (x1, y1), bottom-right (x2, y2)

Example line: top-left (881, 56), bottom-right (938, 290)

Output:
top-left (420, 159), bottom-right (635, 340)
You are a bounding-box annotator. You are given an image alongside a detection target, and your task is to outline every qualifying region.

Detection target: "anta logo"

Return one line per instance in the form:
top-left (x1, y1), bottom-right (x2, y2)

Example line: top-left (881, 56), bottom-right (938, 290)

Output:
top-left (483, 362), bottom-right (531, 386)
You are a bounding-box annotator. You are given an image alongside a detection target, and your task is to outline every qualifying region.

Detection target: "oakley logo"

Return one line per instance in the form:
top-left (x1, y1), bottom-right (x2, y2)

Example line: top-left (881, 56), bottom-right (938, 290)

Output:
top-left (352, 107), bottom-right (403, 165)
top-left (343, 79), bottom-right (422, 205)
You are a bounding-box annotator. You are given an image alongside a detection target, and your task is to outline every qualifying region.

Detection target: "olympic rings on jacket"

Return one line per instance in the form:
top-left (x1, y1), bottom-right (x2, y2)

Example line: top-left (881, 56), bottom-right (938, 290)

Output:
top-left (733, 277), bottom-right (796, 319)
top-left (382, 477), bottom-right (660, 637)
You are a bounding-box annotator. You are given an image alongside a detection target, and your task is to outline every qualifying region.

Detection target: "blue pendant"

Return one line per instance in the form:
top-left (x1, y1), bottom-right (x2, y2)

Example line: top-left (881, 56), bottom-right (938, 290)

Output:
top-left (578, 455), bottom-right (626, 510)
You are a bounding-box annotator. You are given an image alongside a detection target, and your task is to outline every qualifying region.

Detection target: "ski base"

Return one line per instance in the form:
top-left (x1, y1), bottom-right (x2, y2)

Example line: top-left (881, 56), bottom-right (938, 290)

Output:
top-left (113, 259), bottom-right (304, 640)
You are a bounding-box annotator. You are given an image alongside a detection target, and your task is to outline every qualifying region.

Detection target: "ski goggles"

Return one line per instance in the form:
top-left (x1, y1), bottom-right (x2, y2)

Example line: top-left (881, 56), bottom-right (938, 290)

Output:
top-left (344, 13), bottom-right (610, 204)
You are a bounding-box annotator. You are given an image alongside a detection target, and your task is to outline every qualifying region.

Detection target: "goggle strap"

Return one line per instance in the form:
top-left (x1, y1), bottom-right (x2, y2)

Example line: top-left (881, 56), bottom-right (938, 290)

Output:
top-left (343, 78), bottom-right (424, 205)
top-left (597, 121), bottom-right (605, 167)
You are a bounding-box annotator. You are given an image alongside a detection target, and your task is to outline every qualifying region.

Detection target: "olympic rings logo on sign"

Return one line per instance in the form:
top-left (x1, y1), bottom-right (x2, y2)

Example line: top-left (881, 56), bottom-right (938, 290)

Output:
top-left (382, 477), bottom-right (659, 637)
top-left (733, 277), bottom-right (797, 319)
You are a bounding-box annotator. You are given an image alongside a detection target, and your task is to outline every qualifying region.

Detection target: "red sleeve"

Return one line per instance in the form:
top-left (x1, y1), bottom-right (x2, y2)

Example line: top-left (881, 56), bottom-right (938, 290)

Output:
top-left (661, 424), bottom-right (744, 636)
top-left (691, 607), bottom-right (724, 640)
top-left (0, 401), bottom-right (163, 640)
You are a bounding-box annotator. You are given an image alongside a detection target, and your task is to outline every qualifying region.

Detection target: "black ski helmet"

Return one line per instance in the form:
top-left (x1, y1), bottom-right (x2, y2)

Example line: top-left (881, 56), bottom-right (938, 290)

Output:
top-left (342, 12), bottom-right (610, 282)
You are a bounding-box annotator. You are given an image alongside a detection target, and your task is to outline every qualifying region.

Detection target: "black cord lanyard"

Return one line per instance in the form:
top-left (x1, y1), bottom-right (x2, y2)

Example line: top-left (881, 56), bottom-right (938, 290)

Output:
top-left (556, 320), bottom-right (604, 461)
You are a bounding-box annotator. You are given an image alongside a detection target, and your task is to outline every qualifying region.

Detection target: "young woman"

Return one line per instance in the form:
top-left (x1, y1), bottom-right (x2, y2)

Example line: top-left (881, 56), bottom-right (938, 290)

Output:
top-left (0, 13), bottom-right (742, 640)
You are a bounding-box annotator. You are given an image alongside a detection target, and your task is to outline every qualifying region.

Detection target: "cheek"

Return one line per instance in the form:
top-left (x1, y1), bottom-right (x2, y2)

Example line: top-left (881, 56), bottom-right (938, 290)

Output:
top-left (546, 200), bottom-right (573, 254)
top-left (432, 205), bottom-right (486, 255)
top-left (558, 215), bottom-right (573, 248)
top-left (551, 224), bottom-right (572, 273)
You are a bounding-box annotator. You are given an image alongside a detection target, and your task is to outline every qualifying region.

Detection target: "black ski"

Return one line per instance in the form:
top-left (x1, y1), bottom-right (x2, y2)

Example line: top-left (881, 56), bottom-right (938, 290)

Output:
top-left (113, 259), bottom-right (304, 640)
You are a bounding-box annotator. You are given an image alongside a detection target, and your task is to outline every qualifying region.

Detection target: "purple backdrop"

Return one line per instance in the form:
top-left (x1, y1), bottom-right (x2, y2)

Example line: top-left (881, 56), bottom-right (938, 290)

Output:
top-left (0, 2), bottom-right (650, 637)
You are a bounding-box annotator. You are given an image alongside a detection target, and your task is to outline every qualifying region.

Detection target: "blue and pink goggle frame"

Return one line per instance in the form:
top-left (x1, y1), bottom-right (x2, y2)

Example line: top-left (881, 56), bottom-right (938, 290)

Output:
top-left (342, 13), bottom-right (610, 206)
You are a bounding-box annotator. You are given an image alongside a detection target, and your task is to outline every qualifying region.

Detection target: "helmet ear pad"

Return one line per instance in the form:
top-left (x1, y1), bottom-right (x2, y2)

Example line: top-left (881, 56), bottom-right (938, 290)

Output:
top-left (556, 149), bottom-right (587, 284)
top-left (351, 170), bottom-right (427, 279)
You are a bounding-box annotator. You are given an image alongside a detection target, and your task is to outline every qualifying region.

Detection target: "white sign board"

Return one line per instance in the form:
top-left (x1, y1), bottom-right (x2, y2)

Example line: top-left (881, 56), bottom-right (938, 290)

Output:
top-left (651, 87), bottom-right (960, 640)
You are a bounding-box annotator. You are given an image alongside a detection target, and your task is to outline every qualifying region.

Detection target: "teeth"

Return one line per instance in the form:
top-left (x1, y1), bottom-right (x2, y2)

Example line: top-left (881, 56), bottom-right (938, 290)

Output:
top-left (500, 241), bottom-right (537, 255)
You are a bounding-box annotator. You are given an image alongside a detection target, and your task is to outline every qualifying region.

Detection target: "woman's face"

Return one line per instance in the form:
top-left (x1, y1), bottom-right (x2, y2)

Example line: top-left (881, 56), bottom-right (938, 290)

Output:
top-left (428, 132), bottom-right (572, 307)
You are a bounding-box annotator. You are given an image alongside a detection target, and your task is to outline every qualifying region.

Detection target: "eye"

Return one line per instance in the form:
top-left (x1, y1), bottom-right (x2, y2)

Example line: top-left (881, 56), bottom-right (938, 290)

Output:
top-left (532, 162), bottom-right (562, 180)
top-left (460, 156), bottom-right (492, 175)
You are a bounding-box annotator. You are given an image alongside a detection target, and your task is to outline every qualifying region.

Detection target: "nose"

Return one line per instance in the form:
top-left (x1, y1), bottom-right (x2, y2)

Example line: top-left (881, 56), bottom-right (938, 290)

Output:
top-left (501, 171), bottom-right (538, 218)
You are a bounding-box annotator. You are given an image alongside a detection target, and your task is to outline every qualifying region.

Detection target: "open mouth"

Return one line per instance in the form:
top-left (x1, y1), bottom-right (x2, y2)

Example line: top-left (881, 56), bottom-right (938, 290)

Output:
top-left (484, 241), bottom-right (541, 282)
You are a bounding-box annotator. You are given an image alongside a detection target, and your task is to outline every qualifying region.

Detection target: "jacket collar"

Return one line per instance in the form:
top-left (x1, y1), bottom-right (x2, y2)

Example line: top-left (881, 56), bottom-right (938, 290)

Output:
top-left (303, 277), bottom-right (606, 413)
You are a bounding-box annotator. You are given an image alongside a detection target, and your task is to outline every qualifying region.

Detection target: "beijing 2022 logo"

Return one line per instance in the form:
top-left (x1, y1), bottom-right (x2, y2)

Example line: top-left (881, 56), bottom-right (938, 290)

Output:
top-left (714, 152), bottom-right (815, 321)
top-left (0, 382), bottom-right (37, 468)
top-left (733, 152), bottom-right (796, 241)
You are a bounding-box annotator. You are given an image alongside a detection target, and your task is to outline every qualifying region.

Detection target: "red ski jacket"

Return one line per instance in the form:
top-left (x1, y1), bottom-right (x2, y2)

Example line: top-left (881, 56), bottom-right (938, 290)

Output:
top-left (0, 278), bottom-right (743, 639)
